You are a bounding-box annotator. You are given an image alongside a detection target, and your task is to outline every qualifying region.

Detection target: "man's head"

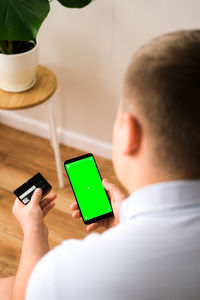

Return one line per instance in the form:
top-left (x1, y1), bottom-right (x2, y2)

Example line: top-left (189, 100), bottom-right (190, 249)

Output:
top-left (113, 30), bottom-right (200, 193)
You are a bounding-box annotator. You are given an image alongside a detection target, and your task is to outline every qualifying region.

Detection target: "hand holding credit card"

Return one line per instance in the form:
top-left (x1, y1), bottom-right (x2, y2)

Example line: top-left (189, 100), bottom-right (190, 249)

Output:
top-left (13, 172), bottom-right (52, 205)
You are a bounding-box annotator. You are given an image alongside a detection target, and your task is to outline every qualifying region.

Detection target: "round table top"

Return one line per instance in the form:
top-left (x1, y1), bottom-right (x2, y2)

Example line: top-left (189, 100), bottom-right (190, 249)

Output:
top-left (0, 65), bottom-right (57, 110)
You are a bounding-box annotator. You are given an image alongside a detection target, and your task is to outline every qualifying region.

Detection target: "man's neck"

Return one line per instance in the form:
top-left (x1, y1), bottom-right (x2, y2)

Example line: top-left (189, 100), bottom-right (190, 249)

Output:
top-left (125, 169), bottom-right (190, 195)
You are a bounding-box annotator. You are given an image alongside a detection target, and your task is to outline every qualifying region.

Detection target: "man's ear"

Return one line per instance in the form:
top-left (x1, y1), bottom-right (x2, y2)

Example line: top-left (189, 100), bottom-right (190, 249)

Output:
top-left (122, 113), bottom-right (141, 155)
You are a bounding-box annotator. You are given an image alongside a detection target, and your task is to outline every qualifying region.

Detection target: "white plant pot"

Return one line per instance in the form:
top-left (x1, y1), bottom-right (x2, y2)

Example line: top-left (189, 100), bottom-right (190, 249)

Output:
top-left (0, 42), bottom-right (38, 92)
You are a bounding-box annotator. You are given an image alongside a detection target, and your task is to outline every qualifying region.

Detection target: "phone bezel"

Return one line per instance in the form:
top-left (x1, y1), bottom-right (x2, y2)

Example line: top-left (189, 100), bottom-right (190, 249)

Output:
top-left (64, 153), bottom-right (114, 225)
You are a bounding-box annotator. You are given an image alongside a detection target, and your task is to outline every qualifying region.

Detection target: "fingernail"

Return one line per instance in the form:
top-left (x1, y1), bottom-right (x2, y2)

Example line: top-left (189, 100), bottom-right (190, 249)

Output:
top-left (35, 188), bottom-right (41, 193)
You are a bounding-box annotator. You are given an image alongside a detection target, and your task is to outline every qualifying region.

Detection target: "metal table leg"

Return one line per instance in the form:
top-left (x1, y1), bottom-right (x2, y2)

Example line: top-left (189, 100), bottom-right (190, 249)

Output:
top-left (47, 101), bottom-right (65, 188)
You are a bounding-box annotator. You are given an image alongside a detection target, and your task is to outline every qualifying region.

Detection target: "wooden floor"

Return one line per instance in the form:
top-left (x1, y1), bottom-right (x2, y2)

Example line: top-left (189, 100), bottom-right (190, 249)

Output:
top-left (0, 123), bottom-right (123, 278)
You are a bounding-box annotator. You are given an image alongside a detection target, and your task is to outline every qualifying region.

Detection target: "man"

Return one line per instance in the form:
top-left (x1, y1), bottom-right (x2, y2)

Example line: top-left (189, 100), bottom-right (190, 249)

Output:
top-left (1, 29), bottom-right (200, 299)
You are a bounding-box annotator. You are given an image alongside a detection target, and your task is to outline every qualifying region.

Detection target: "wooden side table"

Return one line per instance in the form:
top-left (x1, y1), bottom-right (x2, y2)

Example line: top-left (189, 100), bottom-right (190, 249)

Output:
top-left (0, 65), bottom-right (64, 188)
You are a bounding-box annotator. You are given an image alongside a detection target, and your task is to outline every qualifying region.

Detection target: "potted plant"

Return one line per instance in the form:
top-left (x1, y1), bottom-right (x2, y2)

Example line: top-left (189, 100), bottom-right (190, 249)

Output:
top-left (0, 0), bottom-right (93, 92)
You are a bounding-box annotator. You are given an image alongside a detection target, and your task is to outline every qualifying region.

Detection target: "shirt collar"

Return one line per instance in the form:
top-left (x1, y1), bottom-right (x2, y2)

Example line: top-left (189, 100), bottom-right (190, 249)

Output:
top-left (120, 179), bottom-right (200, 223)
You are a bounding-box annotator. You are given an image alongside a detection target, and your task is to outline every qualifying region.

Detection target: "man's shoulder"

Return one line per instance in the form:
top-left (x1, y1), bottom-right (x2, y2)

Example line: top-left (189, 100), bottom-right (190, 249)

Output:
top-left (52, 223), bottom-right (130, 259)
top-left (27, 214), bottom-right (200, 300)
top-left (26, 224), bottom-right (133, 300)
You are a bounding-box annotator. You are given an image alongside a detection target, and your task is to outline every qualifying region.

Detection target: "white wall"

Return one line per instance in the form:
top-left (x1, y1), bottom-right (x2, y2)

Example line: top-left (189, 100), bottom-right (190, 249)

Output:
top-left (1, 0), bottom-right (200, 156)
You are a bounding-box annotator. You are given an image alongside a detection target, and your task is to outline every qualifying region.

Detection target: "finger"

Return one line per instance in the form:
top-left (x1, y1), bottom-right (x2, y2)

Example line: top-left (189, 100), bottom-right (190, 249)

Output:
top-left (72, 210), bottom-right (81, 218)
top-left (102, 178), bottom-right (115, 191)
top-left (14, 198), bottom-right (24, 208)
top-left (43, 201), bottom-right (55, 216)
top-left (86, 223), bottom-right (100, 232)
top-left (40, 193), bottom-right (57, 209)
top-left (31, 188), bottom-right (42, 205)
top-left (12, 198), bottom-right (24, 215)
top-left (70, 202), bottom-right (78, 211)
top-left (40, 197), bottom-right (54, 210)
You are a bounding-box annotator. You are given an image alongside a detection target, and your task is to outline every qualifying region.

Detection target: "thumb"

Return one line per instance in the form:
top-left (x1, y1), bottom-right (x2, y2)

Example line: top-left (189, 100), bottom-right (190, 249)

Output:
top-left (31, 188), bottom-right (42, 205)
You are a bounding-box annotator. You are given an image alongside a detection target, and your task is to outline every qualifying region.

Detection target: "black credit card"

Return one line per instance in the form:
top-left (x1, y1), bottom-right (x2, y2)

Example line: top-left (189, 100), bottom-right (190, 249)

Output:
top-left (13, 172), bottom-right (52, 205)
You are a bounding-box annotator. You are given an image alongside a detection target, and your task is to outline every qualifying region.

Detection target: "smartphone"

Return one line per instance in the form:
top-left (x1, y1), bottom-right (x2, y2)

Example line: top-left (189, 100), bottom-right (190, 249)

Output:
top-left (64, 153), bottom-right (113, 224)
top-left (13, 172), bottom-right (52, 205)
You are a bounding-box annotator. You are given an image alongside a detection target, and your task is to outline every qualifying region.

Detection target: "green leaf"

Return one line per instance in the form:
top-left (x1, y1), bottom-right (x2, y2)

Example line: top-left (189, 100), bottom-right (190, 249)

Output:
top-left (57, 0), bottom-right (93, 8)
top-left (0, 0), bottom-right (50, 41)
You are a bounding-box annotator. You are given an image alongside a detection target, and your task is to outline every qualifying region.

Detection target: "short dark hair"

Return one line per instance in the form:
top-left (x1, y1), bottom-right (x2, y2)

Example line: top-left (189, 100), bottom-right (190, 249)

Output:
top-left (124, 30), bottom-right (200, 177)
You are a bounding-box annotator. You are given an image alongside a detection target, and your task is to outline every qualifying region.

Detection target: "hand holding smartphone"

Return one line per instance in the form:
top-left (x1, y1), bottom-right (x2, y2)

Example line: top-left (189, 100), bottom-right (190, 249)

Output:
top-left (64, 153), bottom-right (113, 224)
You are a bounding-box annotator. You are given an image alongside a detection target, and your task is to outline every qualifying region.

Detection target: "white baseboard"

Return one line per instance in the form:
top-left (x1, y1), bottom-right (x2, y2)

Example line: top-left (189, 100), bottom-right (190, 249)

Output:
top-left (0, 111), bottom-right (112, 159)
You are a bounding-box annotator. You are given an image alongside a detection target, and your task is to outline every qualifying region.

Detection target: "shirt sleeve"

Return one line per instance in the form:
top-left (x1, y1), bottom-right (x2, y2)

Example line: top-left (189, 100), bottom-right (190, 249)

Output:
top-left (25, 250), bottom-right (56, 300)
top-left (25, 236), bottom-right (97, 300)
top-left (25, 231), bottom-right (118, 300)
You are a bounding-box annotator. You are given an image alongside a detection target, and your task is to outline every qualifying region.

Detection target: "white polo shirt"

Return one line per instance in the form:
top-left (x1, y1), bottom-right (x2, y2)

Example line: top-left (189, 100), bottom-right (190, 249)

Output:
top-left (26, 180), bottom-right (200, 300)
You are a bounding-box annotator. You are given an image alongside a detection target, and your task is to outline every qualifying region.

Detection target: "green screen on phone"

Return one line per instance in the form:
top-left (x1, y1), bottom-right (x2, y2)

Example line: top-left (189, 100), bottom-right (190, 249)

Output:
top-left (64, 155), bottom-right (112, 222)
